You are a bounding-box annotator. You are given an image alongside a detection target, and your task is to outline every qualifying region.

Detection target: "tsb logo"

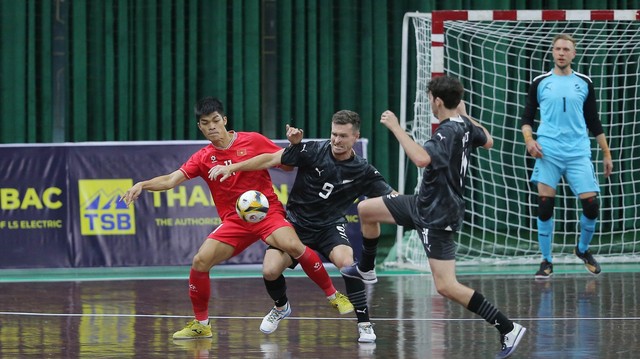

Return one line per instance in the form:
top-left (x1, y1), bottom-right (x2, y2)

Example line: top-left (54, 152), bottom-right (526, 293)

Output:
top-left (78, 179), bottom-right (135, 235)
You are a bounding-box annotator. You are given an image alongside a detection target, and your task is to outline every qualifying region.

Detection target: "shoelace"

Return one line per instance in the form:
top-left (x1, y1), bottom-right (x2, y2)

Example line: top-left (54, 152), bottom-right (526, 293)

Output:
top-left (267, 308), bottom-right (285, 323)
top-left (359, 324), bottom-right (373, 334)
top-left (500, 334), bottom-right (508, 349)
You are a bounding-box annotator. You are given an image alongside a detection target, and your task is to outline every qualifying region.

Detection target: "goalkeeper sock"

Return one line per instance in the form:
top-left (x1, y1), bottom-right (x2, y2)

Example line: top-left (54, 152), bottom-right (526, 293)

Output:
top-left (578, 214), bottom-right (596, 253)
top-left (537, 217), bottom-right (554, 262)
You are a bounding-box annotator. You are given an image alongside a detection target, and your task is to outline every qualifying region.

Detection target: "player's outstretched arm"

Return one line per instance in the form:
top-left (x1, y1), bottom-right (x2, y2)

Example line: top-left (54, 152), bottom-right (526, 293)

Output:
top-left (459, 101), bottom-right (493, 150)
top-left (209, 149), bottom-right (285, 182)
top-left (121, 170), bottom-right (187, 207)
top-left (380, 110), bottom-right (431, 168)
top-left (285, 124), bottom-right (304, 145)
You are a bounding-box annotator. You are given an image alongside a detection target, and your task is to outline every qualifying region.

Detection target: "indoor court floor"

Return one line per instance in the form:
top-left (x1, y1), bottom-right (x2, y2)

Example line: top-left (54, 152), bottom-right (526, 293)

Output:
top-left (0, 264), bottom-right (639, 358)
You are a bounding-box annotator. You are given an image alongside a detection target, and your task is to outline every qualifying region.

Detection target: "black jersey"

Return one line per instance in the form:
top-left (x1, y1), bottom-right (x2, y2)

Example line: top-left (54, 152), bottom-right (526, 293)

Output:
top-left (281, 140), bottom-right (393, 230)
top-left (417, 115), bottom-right (487, 231)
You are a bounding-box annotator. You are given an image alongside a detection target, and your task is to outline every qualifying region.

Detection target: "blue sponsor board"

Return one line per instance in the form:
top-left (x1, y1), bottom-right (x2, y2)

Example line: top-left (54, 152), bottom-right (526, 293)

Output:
top-left (0, 146), bottom-right (70, 268)
top-left (0, 140), bottom-right (366, 268)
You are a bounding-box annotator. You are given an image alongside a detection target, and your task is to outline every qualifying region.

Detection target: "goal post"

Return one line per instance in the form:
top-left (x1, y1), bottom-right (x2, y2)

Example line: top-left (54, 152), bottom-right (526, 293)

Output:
top-left (385, 9), bottom-right (640, 271)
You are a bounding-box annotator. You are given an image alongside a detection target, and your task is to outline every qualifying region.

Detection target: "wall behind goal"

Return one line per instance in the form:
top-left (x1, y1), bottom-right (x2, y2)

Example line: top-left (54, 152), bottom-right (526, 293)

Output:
top-left (2, 1), bottom-right (639, 195)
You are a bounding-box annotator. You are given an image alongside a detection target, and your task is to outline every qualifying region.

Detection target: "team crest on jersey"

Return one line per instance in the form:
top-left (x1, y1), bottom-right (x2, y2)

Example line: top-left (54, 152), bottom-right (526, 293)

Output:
top-left (237, 149), bottom-right (247, 156)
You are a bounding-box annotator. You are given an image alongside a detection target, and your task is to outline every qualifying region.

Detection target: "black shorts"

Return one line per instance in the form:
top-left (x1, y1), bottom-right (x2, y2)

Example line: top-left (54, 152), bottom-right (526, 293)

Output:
top-left (267, 223), bottom-right (352, 269)
top-left (382, 194), bottom-right (457, 260)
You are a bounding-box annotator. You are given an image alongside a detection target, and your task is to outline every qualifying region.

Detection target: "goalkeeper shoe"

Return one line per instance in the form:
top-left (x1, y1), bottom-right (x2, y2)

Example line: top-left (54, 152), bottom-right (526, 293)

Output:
top-left (574, 246), bottom-right (601, 275)
top-left (260, 302), bottom-right (291, 334)
top-left (340, 263), bottom-right (378, 284)
top-left (329, 291), bottom-right (354, 314)
top-left (496, 323), bottom-right (526, 359)
top-left (172, 319), bottom-right (212, 340)
top-left (534, 260), bottom-right (553, 279)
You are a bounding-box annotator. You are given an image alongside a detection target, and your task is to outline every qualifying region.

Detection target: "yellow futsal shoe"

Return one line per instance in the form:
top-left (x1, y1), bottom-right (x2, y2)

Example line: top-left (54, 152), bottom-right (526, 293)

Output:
top-left (173, 319), bottom-right (213, 339)
top-left (329, 291), bottom-right (354, 314)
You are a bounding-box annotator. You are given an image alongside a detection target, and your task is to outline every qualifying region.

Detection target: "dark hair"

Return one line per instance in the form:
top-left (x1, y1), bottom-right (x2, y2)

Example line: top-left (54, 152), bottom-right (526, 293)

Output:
top-left (427, 76), bottom-right (464, 110)
top-left (194, 97), bottom-right (225, 121)
top-left (331, 110), bottom-right (361, 132)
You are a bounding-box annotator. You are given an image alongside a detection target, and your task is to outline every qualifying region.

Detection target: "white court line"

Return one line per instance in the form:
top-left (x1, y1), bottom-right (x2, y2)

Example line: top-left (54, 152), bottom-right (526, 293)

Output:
top-left (0, 311), bottom-right (638, 321)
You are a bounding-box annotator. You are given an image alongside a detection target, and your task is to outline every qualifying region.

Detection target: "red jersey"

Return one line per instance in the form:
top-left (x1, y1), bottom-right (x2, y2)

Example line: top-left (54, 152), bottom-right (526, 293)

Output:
top-left (180, 131), bottom-right (283, 221)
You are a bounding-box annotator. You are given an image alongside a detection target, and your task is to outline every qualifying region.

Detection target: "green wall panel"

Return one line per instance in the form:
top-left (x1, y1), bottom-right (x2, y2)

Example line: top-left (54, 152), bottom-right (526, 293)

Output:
top-left (1, 0), bottom-right (639, 192)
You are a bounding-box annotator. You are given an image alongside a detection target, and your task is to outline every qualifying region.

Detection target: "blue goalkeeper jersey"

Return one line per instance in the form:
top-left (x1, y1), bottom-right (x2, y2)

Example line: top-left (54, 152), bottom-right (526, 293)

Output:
top-left (521, 70), bottom-right (603, 157)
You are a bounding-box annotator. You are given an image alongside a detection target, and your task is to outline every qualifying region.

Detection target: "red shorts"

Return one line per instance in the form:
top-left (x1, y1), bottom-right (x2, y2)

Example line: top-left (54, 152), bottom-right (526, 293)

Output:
top-left (207, 206), bottom-right (292, 256)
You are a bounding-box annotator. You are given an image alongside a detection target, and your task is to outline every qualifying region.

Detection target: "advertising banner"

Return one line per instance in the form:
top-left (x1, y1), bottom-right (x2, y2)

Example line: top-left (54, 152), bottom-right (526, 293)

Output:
top-left (0, 140), bottom-right (367, 269)
top-left (0, 146), bottom-right (71, 268)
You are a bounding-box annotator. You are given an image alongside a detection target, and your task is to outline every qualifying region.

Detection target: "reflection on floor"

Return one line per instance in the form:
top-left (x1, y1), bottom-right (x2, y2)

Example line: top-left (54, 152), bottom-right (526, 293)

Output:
top-left (0, 266), bottom-right (639, 358)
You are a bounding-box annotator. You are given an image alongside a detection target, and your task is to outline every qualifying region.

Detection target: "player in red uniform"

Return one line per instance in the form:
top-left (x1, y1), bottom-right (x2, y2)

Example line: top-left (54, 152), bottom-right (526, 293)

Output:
top-left (121, 97), bottom-right (353, 339)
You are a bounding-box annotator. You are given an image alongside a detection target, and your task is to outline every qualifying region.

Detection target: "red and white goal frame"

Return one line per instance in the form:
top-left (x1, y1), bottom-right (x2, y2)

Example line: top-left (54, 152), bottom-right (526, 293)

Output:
top-left (430, 9), bottom-right (640, 77)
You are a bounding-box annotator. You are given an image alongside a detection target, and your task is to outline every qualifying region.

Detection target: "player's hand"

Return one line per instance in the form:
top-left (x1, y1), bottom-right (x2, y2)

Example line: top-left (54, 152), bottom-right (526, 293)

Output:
top-left (208, 165), bottom-right (233, 182)
top-left (121, 183), bottom-right (143, 207)
top-left (286, 124), bottom-right (303, 145)
top-left (603, 157), bottom-right (613, 178)
top-left (526, 140), bottom-right (543, 158)
top-left (380, 110), bottom-right (400, 130)
top-left (457, 100), bottom-right (468, 117)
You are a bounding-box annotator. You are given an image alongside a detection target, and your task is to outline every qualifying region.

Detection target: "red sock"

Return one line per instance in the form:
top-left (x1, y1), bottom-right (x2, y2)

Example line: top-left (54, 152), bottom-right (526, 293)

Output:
top-left (296, 246), bottom-right (336, 296)
top-left (189, 268), bottom-right (211, 321)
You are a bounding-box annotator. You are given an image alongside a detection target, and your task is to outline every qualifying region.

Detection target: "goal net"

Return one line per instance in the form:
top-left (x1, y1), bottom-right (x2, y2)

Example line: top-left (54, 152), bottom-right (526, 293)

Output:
top-left (385, 10), bottom-right (640, 270)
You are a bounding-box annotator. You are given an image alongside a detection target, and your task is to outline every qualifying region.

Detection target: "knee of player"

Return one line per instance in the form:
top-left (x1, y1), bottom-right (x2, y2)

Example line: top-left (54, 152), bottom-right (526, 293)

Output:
top-left (435, 286), bottom-right (456, 300)
top-left (537, 196), bottom-right (555, 221)
top-left (329, 246), bottom-right (355, 268)
top-left (581, 195), bottom-right (599, 219)
top-left (357, 200), bottom-right (375, 222)
top-left (191, 254), bottom-right (213, 272)
top-left (262, 265), bottom-right (285, 280)
top-left (332, 256), bottom-right (354, 269)
top-left (433, 279), bottom-right (461, 300)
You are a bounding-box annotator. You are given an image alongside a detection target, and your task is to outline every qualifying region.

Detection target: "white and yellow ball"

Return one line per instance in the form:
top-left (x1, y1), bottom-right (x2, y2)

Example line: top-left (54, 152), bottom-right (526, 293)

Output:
top-left (235, 190), bottom-right (270, 223)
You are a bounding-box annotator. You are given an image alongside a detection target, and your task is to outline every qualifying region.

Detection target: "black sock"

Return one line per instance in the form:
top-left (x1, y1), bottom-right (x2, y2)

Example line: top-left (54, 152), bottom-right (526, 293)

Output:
top-left (343, 275), bottom-right (369, 322)
top-left (359, 236), bottom-right (379, 272)
top-left (467, 291), bottom-right (514, 335)
top-left (264, 275), bottom-right (288, 308)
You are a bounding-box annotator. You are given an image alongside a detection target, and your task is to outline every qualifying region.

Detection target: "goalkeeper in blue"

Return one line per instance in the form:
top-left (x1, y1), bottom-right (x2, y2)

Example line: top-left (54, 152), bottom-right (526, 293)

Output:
top-left (521, 34), bottom-right (613, 279)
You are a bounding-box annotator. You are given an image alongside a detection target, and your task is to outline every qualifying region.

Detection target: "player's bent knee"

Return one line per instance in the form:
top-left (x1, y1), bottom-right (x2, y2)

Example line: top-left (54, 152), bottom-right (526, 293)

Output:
top-left (581, 196), bottom-right (599, 219)
top-left (538, 196), bottom-right (555, 221)
top-left (262, 267), bottom-right (284, 281)
top-left (435, 286), bottom-right (456, 300)
top-left (191, 255), bottom-right (213, 272)
top-left (357, 199), bottom-right (379, 221)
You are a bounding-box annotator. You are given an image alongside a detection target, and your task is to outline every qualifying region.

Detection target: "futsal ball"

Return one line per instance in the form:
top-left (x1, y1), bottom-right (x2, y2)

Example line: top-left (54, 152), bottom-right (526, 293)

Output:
top-left (235, 190), bottom-right (270, 223)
